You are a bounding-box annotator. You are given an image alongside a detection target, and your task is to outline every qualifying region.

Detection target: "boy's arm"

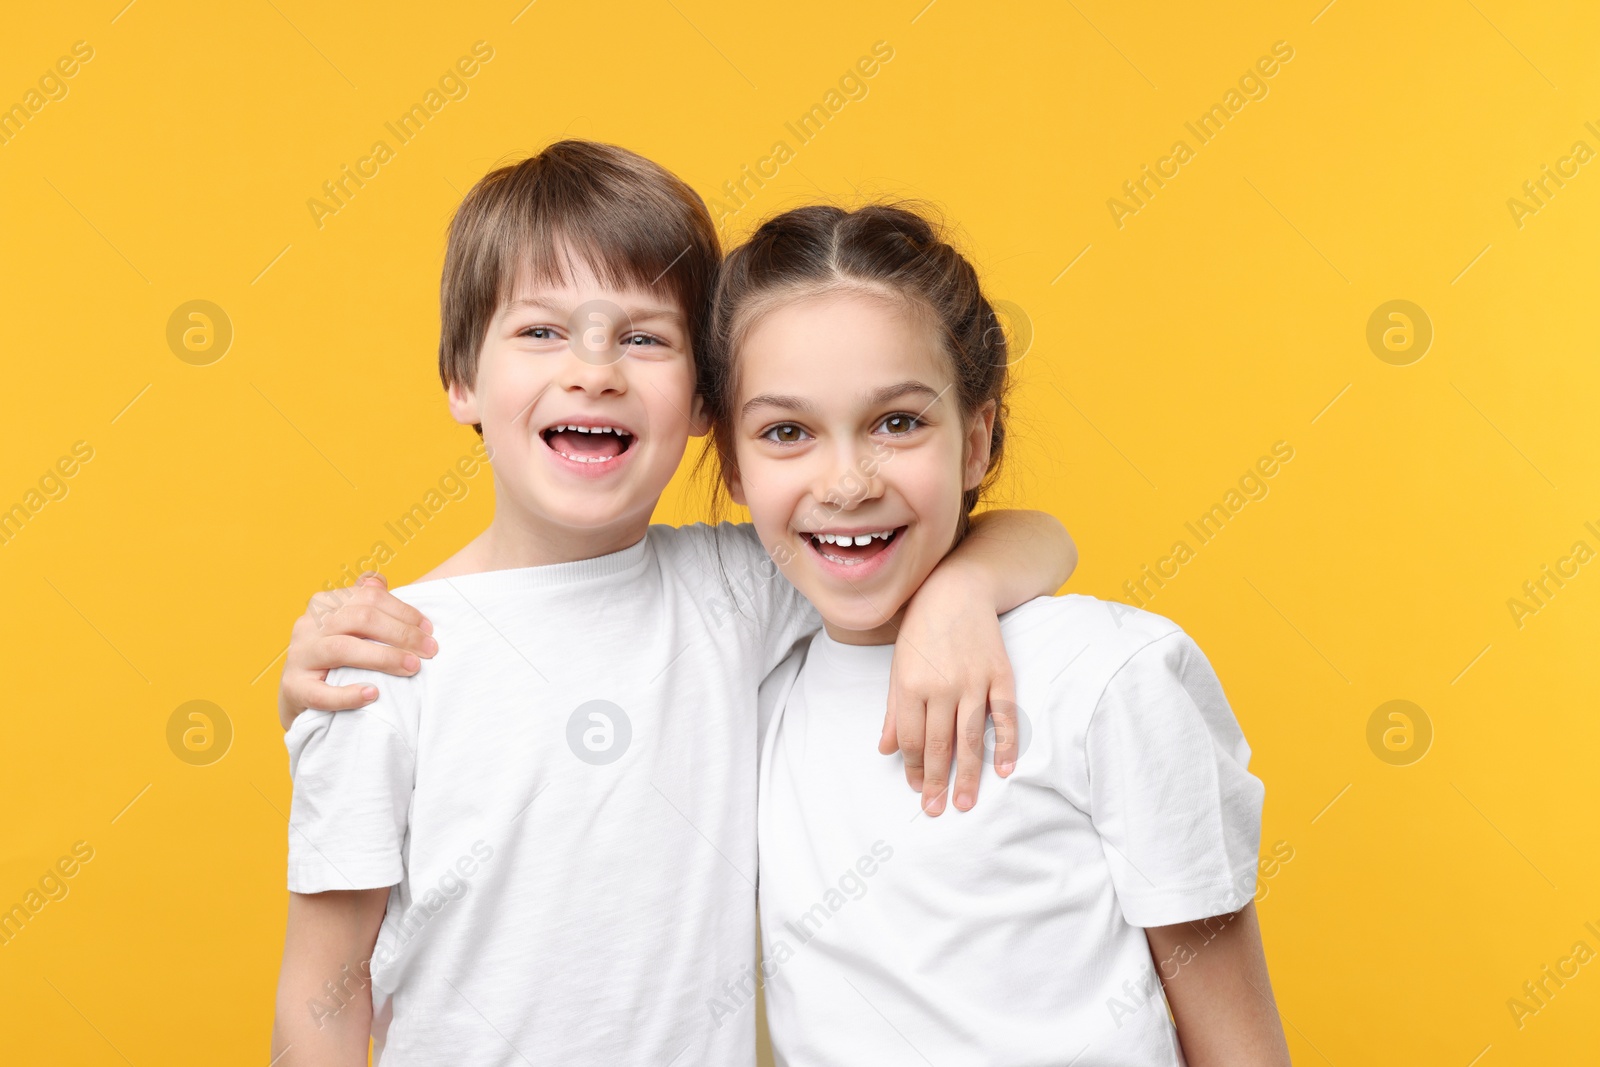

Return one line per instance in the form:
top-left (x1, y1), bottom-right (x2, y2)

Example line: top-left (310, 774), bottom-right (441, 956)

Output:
top-left (271, 888), bottom-right (390, 1066)
top-left (1144, 903), bottom-right (1292, 1067)
top-left (888, 509), bottom-right (1077, 814)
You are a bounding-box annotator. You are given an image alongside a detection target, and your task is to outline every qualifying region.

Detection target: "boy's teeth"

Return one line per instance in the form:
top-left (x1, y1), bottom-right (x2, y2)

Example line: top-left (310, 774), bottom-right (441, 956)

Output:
top-left (552, 424), bottom-right (625, 435)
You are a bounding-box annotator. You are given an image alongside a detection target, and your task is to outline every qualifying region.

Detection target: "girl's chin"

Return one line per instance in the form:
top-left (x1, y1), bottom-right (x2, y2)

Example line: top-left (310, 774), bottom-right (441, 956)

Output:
top-left (799, 587), bottom-right (913, 637)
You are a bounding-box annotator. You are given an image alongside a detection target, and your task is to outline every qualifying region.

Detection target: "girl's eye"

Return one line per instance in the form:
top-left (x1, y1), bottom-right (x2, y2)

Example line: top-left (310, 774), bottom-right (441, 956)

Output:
top-left (877, 413), bottom-right (921, 435)
top-left (762, 423), bottom-right (809, 445)
top-left (521, 326), bottom-right (559, 341)
top-left (623, 333), bottom-right (661, 347)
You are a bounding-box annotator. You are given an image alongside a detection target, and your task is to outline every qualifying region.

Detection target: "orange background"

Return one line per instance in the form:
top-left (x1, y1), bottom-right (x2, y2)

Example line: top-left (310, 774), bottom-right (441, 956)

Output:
top-left (2, 0), bottom-right (1597, 1062)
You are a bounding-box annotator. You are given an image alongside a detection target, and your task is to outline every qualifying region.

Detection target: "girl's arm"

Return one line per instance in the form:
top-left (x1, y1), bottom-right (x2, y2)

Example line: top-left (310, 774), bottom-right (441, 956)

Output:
top-left (277, 575), bottom-right (435, 729)
top-left (889, 509), bottom-right (1077, 815)
top-left (271, 888), bottom-right (389, 1066)
top-left (1143, 902), bottom-right (1292, 1066)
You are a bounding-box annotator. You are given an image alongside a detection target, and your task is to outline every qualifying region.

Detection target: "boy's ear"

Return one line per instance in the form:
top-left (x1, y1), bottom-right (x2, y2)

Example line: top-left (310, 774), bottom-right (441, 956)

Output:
top-left (446, 378), bottom-right (479, 427)
top-left (688, 392), bottom-right (711, 438)
top-left (962, 400), bottom-right (997, 492)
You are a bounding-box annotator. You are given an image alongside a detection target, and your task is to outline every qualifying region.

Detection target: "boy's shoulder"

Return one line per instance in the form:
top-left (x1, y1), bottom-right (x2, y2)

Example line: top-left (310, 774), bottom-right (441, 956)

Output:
top-left (646, 520), bottom-right (763, 562)
top-left (315, 574), bottom-right (536, 701)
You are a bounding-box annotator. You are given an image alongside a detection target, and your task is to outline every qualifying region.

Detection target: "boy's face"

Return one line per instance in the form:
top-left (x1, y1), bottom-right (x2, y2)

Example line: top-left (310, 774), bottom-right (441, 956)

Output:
top-left (449, 252), bottom-right (705, 542)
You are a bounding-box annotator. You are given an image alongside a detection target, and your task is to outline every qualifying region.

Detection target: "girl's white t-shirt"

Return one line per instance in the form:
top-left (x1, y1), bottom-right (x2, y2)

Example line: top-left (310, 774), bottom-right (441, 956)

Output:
top-left (755, 594), bottom-right (1265, 1067)
top-left (285, 524), bottom-right (818, 1066)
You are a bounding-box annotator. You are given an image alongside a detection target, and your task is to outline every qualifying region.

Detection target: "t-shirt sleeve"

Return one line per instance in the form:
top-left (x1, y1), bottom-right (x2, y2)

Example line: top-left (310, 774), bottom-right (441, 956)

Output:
top-left (1084, 630), bottom-right (1264, 928)
top-left (284, 666), bottom-right (418, 893)
top-left (665, 522), bottom-right (820, 674)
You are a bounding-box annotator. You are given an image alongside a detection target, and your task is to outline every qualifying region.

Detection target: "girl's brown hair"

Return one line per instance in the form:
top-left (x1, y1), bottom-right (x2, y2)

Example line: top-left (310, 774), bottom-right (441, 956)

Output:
top-left (703, 203), bottom-right (1011, 524)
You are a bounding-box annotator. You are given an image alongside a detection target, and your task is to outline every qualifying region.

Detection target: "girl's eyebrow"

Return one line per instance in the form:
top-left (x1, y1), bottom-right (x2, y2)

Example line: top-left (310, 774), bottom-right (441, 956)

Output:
top-left (867, 381), bottom-right (941, 408)
top-left (742, 393), bottom-right (816, 417)
top-left (741, 381), bottom-right (944, 419)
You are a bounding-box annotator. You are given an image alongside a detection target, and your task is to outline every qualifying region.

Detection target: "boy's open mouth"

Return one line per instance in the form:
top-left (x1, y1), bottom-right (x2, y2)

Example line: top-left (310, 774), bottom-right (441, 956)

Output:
top-left (541, 423), bottom-right (635, 463)
top-left (800, 527), bottom-right (903, 566)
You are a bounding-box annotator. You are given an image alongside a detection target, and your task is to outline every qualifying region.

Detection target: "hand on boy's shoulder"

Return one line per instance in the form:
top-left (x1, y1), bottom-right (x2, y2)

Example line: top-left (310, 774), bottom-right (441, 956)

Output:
top-left (278, 573), bottom-right (437, 730)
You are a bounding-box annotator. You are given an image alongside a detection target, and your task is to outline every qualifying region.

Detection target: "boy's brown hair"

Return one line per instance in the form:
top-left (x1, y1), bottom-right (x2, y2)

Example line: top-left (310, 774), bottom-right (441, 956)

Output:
top-left (438, 140), bottom-right (722, 395)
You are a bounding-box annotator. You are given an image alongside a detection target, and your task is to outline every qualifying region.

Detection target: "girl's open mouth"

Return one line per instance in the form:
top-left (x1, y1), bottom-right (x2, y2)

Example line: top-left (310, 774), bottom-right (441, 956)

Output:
top-left (540, 424), bottom-right (634, 464)
top-left (801, 527), bottom-right (904, 567)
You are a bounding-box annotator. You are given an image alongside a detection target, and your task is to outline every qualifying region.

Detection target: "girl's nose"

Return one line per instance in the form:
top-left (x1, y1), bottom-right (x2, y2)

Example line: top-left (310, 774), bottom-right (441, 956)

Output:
top-left (817, 440), bottom-right (884, 512)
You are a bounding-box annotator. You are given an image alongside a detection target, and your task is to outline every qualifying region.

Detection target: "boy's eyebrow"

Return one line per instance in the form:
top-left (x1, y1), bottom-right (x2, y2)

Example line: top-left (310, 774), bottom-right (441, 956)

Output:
top-left (626, 305), bottom-right (685, 325)
top-left (741, 381), bottom-right (943, 419)
top-left (501, 297), bottom-right (684, 325)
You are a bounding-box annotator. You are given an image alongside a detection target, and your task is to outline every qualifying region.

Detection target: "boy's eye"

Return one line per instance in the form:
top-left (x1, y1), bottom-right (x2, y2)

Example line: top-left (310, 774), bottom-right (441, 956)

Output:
top-left (876, 413), bottom-right (921, 435)
top-left (761, 423), bottom-right (809, 445)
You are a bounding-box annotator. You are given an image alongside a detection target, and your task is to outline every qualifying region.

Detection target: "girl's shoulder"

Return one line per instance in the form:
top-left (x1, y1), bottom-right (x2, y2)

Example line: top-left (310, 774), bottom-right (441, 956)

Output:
top-left (999, 593), bottom-right (1184, 656)
top-left (998, 596), bottom-right (1249, 791)
top-left (998, 594), bottom-right (1205, 717)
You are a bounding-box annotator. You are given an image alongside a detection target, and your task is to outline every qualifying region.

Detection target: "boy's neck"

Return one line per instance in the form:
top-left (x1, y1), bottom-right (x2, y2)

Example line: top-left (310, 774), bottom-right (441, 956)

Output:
top-left (422, 510), bottom-right (652, 581)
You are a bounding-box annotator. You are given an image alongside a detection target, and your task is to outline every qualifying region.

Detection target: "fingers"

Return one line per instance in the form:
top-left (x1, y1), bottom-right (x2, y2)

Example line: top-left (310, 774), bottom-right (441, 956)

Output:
top-left (916, 698), bottom-right (956, 817)
top-left (989, 668), bottom-right (1019, 777)
top-left (358, 572), bottom-right (433, 635)
top-left (280, 576), bottom-right (434, 728)
top-left (305, 580), bottom-right (436, 658)
top-left (878, 688), bottom-right (900, 757)
top-left (302, 679), bottom-right (383, 713)
top-left (951, 695), bottom-right (988, 812)
top-left (315, 633), bottom-right (424, 678)
top-left (340, 604), bottom-right (435, 658)
top-left (897, 695), bottom-right (928, 796)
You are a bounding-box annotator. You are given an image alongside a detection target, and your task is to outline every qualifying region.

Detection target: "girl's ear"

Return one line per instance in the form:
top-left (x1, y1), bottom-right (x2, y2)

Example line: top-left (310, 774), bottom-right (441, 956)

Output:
top-left (689, 392), bottom-right (711, 438)
top-left (725, 461), bottom-right (748, 507)
top-left (962, 400), bottom-right (997, 492)
top-left (446, 377), bottom-right (480, 427)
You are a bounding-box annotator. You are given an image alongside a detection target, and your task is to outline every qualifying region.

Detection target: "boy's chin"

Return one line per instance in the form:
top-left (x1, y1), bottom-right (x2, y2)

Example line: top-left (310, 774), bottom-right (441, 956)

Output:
top-left (511, 489), bottom-right (652, 534)
top-left (545, 501), bottom-right (651, 531)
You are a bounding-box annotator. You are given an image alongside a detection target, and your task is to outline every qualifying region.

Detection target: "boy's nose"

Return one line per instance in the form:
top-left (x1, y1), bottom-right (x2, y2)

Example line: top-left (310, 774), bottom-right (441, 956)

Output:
top-left (566, 300), bottom-right (633, 368)
top-left (557, 343), bottom-right (627, 394)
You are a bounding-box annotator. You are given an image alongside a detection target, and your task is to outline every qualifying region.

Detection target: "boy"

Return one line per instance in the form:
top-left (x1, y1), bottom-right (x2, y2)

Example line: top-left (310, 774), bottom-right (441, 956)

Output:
top-left (270, 141), bottom-right (1075, 1065)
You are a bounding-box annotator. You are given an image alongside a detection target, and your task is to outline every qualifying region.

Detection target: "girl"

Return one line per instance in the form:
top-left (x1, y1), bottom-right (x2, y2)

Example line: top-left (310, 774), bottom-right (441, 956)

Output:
top-left (704, 204), bottom-right (1292, 1066)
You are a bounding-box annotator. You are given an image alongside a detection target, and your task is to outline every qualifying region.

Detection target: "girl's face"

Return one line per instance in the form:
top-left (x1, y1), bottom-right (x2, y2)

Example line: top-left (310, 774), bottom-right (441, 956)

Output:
top-left (727, 289), bottom-right (994, 645)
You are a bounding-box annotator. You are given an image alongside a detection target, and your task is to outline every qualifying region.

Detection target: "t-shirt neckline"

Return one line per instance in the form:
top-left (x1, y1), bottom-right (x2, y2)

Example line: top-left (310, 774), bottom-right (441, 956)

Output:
top-left (808, 629), bottom-right (896, 679)
top-left (401, 533), bottom-right (652, 595)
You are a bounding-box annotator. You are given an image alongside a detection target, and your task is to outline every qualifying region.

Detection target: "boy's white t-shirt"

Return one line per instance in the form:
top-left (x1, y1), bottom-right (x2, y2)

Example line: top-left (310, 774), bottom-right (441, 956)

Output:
top-left (755, 595), bottom-right (1265, 1067)
top-left (285, 523), bottom-right (818, 1066)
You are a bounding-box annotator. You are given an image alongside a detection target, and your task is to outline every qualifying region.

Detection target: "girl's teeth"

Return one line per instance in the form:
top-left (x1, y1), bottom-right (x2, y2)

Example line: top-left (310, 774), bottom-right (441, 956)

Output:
top-left (811, 530), bottom-right (895, 545)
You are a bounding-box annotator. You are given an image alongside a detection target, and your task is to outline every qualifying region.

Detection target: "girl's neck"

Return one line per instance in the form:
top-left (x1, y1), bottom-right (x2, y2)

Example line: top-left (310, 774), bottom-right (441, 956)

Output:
top-left (821, 609), bottom-right (906, 647)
